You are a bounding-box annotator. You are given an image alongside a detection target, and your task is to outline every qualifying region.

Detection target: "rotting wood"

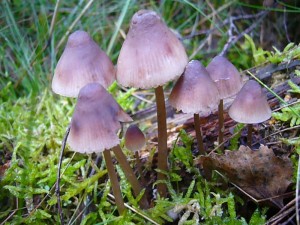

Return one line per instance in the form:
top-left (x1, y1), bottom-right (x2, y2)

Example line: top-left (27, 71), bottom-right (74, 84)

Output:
top-left (130, 60), bottom-right (300, 145)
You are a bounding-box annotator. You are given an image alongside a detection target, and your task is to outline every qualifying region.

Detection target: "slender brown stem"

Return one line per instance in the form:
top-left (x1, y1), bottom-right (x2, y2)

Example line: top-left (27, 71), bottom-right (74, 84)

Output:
top-left (103, 149), bottom-right (125, 215)
top-left (218, 99), bottom-right (224, 151)
top-left (155, 86), bottom-right (168, 198)
top-left (112, 145), bottom-right (149, 209)
top-left (194, 113), bottom-right (205, 155)
top-left (135, 151), bottom-right (144, 184)
top-left (247, 124), bottom-right (253, 147)
top-left (56, 125), bottom-right (70, 225)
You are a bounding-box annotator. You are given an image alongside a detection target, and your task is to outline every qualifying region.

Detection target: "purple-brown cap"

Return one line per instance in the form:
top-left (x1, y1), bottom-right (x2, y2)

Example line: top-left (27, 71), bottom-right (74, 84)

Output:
top-left (116, 10), bottom-right (188, 89)
top-left (52, 30), bottom-right (115, 97)
top-left (228, 80), bottom-right (271, 124)
top-left (206, 55), bottom-right (243, 99)
top-left (67, 83), bottom-right (132, 153)
top-left (124, 125), bottom-right (146, 152)
top-left (169, 60), bottom-right (220, 116)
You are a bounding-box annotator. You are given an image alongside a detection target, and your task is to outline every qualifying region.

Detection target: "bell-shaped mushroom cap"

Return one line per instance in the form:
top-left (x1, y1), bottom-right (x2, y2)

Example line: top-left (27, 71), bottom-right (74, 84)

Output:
top-left (52, 30), bottom-right (115, 97)
top-left (228, 80), bottom-right (272, 124)
top-left (124, 125), bottom-right (146, 152)
top-left (169, 60), bottom-right (220, 116)
top-left (206, 55), bottom-right (243, 99)
top-left (116, 10), bottom-right (188, 89)
top-left (67, 83), bottom-right (132, 153)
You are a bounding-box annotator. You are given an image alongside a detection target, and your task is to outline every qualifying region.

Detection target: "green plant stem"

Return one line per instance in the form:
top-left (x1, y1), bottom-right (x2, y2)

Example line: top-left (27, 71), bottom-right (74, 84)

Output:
top-left (112, 145), bottom-right (149, 209)
top-left (247, 124), bottom-right (253, 147)
top-left (155, 86), bottom-right (168, 198)
top-left (194, 113), bottom-right (205, 155)
top-left (56, 125), bottom-right (70, 225)
top-left (103, 149), bottom-right (125, 215)
top-left (218, 99), bottom-right (224, 151)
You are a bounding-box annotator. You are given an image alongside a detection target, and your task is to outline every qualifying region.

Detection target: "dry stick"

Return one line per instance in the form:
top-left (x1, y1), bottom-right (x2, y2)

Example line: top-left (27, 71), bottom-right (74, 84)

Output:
top-left (193, 113), bottom-right (205, 155)
top-left (247, 124), bottom-right (253, 147)
top-left (112, 145), bottom-right (149, 209)
top-left (218, 99), bottom-right (224, 151)
top-left (48, 0), bottom-right (61, 44)
top-left (107, 194), bottom-right (160, 225)
top-left (155, 86), bottom-right (168, 198)
top-left (296, 155), bottom-right (300, 225)
top-left (55, 0), bottom-right (95, 51)
top-left (56, 126), bottom-right (70, 225)
top-left (267, 197), bottom-right (298, 224)
top-left (103, 150), bottom-right (126, 215)
top-left (220, 10), bottom-right (269, 56)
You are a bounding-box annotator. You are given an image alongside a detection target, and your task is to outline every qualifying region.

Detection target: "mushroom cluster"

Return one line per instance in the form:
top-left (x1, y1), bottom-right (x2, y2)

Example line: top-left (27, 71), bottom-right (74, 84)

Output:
top-left (53, 9), bottom-right (272, 219)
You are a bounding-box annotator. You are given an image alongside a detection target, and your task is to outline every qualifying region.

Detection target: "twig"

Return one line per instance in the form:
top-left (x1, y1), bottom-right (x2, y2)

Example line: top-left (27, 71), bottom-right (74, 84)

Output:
top-left (55, 126), bottom-right (71, 225)
top-left (48, 0), bottom-right (61, 46)
top-left (55, 0), bottom-right (95, 51)
top-left (220, 16), bottom-right (236, 56)
top-left (0, 209), bottom-right (18, 225)
top-left (182, 10), bottom-right (267, 40)
top-left (296, 155), bottom-right (300, 225)
top-left (267, 197), bottom-right (299, 225)
top-left (107, 193), bottom-right (159, 225)
top-left (253, 125), bottom-right (300, 146)
top-left (221, 10), bottom-right (269, 56)
top-left (283, 6), bottom-right (291, 43)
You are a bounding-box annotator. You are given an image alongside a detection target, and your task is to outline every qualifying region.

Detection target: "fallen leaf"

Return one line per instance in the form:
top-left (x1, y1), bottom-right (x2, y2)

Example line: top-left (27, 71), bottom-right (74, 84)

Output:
top-left (199, 145), bottom-right (293, 208)
top-left (0, 161), bottom-right (10, 178)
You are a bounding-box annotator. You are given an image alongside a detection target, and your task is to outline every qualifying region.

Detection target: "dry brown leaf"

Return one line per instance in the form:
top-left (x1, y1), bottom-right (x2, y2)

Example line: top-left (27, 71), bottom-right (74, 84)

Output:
top-left (200, 145), bottom-right (293, 208)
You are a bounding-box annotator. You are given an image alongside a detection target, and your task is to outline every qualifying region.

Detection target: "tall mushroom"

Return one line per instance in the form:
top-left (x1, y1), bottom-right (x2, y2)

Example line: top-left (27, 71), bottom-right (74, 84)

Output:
top-left (116, 10), bottom-right (188, 197)
top-left (169, 60), bottom-right (220, 155)
top-left (206, 55), bottom-right (243, 151)
top-left (228, 80), bottom-right (271, 147)
top-left (52, 30), bottom-right (115, 97)
top-left (67, 83), bottom-right (148, 211)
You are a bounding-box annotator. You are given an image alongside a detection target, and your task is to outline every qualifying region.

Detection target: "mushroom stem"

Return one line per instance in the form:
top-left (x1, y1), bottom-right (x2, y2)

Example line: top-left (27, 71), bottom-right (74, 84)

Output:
top-left (56, 125), bottom-right (70, 225)
top-left (135, 151), bottom-right (144, 184)
top-left (218, 99), bottom-right (224, 151)
top-left (155, 85), bottom-right (168, 198)
top-left (103, 149), bottom-right (125, 215)
top-left (194, 113), bottom-right (205, 155)
top-left (247, 124), bottom-right (253, 147)
top-left (112, 145), bottom-right (149, 209)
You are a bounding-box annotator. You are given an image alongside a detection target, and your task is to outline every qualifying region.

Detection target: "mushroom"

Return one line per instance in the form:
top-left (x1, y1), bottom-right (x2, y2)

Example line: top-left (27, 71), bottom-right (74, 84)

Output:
top-left (52, 30), bottom-right (115, 97)
top-left (228, 80), bottom-right (272, 147)
top-left (206, 55), bottom-right (243, 151)
top-left (68, 83), bottom-right (148, 212)
top-left (125, 125), bottom-right (146, 181)
top-left (116, 10), bottom-right (188, 197)
top-left (169, 60), bottom-right (220, 155)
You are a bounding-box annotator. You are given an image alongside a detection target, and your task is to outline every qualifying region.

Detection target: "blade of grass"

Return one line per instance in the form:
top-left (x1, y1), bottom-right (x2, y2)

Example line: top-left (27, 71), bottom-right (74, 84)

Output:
top-left (106, 0), bottom-right (131, 56)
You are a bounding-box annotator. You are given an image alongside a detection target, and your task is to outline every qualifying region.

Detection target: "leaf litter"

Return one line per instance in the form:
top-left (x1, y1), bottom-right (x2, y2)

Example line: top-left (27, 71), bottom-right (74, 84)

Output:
top-left (199, 145), bottom-right (293, 208)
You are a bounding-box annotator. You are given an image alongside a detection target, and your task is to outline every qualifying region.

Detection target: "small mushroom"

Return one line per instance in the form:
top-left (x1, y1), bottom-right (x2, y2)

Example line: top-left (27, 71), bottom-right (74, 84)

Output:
top-left (125, 125), bottom-right (146, 181)
top-left (206, 55), bottom-right (243, 150)
top-left (228, 80), bottom-right (272, 147)
top-left (169, 60), bottom-right (220, 155)
top-left (52, 30), bottom-right (115, 97)
top-left (116, 10), bottom-right (188, 197)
